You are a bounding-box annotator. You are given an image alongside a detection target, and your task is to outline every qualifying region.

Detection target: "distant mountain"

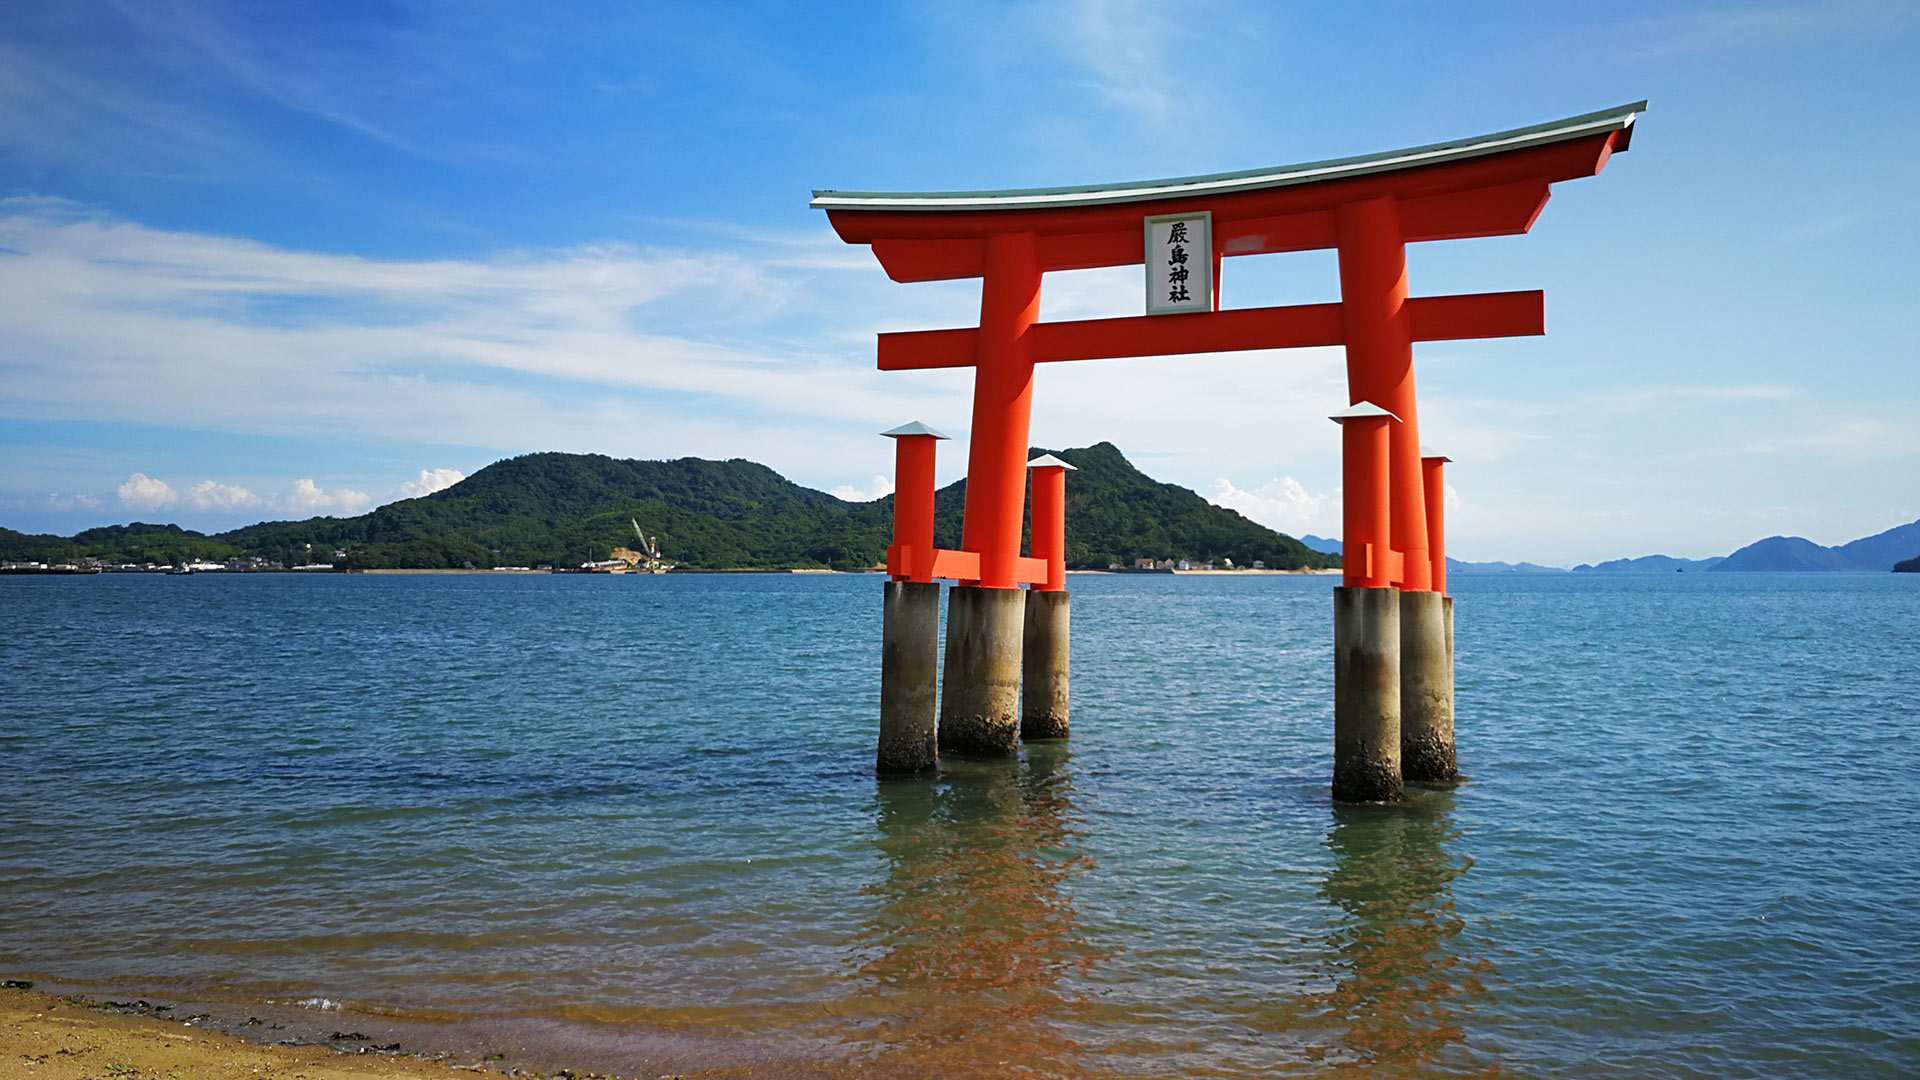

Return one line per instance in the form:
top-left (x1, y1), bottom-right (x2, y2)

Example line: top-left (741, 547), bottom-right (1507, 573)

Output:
top-left (1035, 443), bottom-right (1333, 571)
top-left (1302, 536), bottom-right (1563, 573)
top-left (1896, 555), bottom-right (1920, 573)
top-left (1711, 536), bottom-right (1858, 572)
top-left (1834, 519), bottom-right (1920, 570)
top-left (2, 444), bottom-right (1336, 573)
top-left (1711, 520), bottom-right (1920, 572)
top-left (1448, 558), bottom-right (1565, 574)
top-left (1573, 554), bottom-right (1724, 573)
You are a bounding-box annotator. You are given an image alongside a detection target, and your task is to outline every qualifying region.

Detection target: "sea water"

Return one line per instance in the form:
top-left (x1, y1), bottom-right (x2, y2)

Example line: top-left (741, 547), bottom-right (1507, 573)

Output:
top-left (1, 571), bottom-right (1915, 1078)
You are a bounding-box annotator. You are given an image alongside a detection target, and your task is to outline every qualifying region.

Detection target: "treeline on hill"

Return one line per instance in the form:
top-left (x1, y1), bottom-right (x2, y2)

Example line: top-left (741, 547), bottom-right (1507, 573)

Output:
top-left (1896, 554), bottom-right (1920, 573)
top-left (2, 443), bottom-right (1338, 573)
top-left (0, 522), bottom-right (240, 566)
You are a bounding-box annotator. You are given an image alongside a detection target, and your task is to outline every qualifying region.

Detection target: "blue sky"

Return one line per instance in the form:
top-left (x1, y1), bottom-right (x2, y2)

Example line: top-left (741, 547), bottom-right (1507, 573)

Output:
top-left (2, 1), bottom-right (1915, 564)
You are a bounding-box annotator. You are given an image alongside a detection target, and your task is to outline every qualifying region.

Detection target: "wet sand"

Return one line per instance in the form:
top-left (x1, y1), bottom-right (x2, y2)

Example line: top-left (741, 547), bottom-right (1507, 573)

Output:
top-left (0, 987), bottom-right (526, 1080)
top-left (0, 985), bottom-right (904, 1080)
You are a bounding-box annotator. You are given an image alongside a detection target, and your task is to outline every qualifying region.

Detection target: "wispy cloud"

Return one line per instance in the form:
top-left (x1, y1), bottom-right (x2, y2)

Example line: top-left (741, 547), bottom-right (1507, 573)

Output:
top-left (1041, 0), bottom-right (1200, 127)
top-left (98, 0), bottom-right (471, 162)
top-left (0, 202), bottom-right (1379, 502)
top-left (0, 204), bottom-right (956, 467)
top-left (43, 492), bottom-right (100, 512)
top-left (930, 0), bottom-right (1254, 142)
top-left (1625, 1), bottom-right (1917, 59)
top-left (0, 39), bottom-right (246, 178)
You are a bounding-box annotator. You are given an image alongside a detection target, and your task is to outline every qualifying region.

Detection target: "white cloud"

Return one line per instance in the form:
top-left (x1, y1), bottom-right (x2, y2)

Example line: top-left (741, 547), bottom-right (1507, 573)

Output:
top-left (1204, 474), bottom-right (1339, 538)
top-left (276, 478), bottom-right (371, 517)
top-left (45, 492), bottom-right (101, 511)
top-left (396, 467), bottom-right (466, 499)
top-left (0, 203), bottom-right (1372, 509)
top-left (830, 474), bottom-right (895, 502)
top-left (0, 206), bottom-right (957, 477)
top-left (112, 470), bottom-right (372, 517)
top-left (117, 472), bottom-right (177, 508)
top-left (183, 478), bottom-right (261, 511)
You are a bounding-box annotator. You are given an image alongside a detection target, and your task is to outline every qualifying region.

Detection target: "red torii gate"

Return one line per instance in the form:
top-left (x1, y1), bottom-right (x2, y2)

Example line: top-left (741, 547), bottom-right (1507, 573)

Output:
top-left (819, 102), bottom-right (1643, 794)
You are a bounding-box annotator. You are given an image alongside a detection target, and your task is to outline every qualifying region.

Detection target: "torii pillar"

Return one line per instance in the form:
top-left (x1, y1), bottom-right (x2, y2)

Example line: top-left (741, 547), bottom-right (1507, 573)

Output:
top-left (877, 422), bottom-right (947, 775)
top-left (1021, 454), bottom-right (1075, 741)
top-left (1404, 449), bottom-right (1456, 782)
top-left (1330, 402), bottom-right (1402, 803)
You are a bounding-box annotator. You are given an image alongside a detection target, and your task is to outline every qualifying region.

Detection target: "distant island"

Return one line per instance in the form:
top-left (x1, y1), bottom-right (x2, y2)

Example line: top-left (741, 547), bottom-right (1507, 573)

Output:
top-left (0, 443), bottom-right (1337, 574)
top-left (1582, 520), bottom-right (1920, 573)
top-left (1572, 554), bottom-right (1726, 573)
top-left (8, 445), bottom-right (1914, 576)
top-left (1298, 522), bottom-right (1920, 574)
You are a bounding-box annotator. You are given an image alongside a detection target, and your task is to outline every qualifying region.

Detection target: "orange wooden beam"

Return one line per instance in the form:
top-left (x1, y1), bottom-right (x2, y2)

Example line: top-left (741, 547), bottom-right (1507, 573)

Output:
top-left (875, 291), bottom-right (1542, 370)
top-left (869, 181), bottom-right (1553, 283)
top-left (1015, 556), bottom-right (1051, 586)
top-left (906, 546), bottom-right (1050, 585)
top-left (872, 237), bottom-right (983, 283)
top-left (1032, 303), bottom-right (1345, 363)
top-left (1399, 180), bottom-right (1551, 243)
top-left (929, 547), bottom-right (981, 582)
top-left (1405, 290), bottom-right (1544, 341)
top-left (877, 302), bottom-right (1343, 370)
top-left (876, 326), bottom-right (977, 371)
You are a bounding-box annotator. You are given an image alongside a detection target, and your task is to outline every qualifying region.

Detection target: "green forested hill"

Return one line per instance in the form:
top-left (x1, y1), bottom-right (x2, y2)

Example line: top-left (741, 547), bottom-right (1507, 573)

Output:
top-left (1033, 442), bottom-right (1330, 570)
top-left (0, 522), bottom-right (237, 566)
top-left (4, 444), bottom-right (1337, 572)
top-left (219, 453), bottom-right (889, 569)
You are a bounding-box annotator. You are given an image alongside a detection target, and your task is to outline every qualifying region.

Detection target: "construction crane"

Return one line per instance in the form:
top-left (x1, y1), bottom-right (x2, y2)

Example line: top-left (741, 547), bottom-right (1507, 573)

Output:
top-left (629, 519), bottom-right (671, 573)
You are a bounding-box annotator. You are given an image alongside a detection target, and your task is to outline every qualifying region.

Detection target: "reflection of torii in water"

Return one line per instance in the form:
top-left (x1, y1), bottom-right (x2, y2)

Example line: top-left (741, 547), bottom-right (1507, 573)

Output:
top-left (843, 746), bottom-right (1102, 1077)
top-left (1309, 793), bottom-right (1493, 1078)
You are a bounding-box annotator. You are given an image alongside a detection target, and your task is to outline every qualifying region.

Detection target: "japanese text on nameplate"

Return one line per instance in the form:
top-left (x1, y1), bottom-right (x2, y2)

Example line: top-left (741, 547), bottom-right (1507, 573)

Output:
top-left (1144, 212), bottom-right (1212, 315)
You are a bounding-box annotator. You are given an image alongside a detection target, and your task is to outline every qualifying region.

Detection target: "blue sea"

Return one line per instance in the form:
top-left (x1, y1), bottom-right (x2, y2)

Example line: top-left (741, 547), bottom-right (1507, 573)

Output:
top-left (1, 571), bottom-right (1915, 1078)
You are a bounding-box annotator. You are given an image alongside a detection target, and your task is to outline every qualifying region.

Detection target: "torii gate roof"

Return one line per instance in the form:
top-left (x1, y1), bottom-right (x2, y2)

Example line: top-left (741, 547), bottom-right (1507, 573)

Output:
top-left (813, 102), bottom-right (1644, 283)
top-left (813, 102), bottom-right (1641, 212)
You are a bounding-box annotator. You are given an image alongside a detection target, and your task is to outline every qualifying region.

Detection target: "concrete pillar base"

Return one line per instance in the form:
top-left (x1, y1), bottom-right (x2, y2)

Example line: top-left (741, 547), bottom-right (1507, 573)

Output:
top-left (878, 580), bottom-right (941, 775)
top-left (1333, 585), bottom-right (1403, 803)
top-left (1400, 589), bottom-right (1456, 783)
top-left (939, 585), bottom-right (1025, 757)
top-left (1021, 589), bottom-right (1070, 740)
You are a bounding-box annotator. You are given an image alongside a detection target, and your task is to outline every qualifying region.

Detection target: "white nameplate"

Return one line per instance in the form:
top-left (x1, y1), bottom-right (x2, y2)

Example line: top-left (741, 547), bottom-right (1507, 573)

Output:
top-left (1144, 211), bottom-right (1213, 315)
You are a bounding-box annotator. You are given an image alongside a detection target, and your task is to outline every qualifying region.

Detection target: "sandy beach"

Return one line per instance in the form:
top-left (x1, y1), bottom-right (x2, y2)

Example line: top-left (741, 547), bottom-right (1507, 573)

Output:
top-left (0, 988), bottom-right (565, 1080)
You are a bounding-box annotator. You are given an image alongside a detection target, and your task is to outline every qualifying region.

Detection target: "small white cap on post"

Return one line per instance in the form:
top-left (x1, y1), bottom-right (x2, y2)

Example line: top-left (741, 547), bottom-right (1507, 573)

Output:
top-left (1329, 401), bottom-right (1399, 424)
top-left (1419, 445), bottom-right (1452, 463)
top-left (1026, 454), bottom-right (1077, 470)
top-left (881, 421), bottom-right (950, 439)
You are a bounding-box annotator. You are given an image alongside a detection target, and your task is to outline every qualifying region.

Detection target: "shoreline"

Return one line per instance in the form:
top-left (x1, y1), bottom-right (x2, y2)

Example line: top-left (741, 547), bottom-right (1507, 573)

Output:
top-left (0, 985), bottom-right (533, 1079)
top-left (0, 980), bottom-right (865, 1080)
